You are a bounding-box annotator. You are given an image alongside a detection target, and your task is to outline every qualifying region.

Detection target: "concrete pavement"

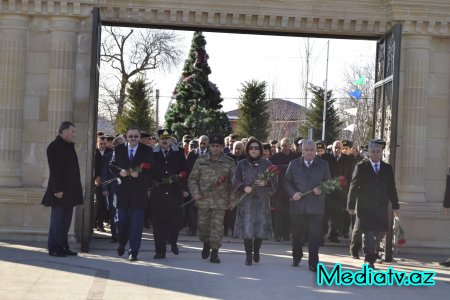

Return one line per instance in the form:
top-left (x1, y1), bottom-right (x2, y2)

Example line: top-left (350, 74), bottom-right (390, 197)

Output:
top-left (1, 232), bottom-right (449, 300)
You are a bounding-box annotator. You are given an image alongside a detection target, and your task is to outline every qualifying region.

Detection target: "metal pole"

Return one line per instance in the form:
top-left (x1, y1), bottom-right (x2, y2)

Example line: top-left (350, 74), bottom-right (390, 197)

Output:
top-left (322, 40), bottom-right (329, 141)
top-left (155, 89), bottom-right (159, 129)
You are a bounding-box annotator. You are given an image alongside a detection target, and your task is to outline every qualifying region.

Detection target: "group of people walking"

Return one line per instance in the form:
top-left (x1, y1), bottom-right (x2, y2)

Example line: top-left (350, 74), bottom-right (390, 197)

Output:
top-left (45, 121), bottom-right (450, 272)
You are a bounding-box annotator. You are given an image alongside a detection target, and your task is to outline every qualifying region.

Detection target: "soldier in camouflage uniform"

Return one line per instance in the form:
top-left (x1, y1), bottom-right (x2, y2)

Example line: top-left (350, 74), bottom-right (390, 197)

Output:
top-left (188, 134), bottom-right (235, 263)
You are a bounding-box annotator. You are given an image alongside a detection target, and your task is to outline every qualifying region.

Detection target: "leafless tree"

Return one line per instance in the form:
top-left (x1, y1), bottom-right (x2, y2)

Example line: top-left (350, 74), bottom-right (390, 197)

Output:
top-left (100, 27), bottom-right (182, 123)
top-left (336, 61), bottom-right (375, 147)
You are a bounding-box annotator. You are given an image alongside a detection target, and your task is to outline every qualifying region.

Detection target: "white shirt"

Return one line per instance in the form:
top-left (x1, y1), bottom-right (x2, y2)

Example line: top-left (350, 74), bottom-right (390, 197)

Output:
top-left (127, 143), bottom-right (138, 158)
top-left (305, 160), bottom-right (312, 168)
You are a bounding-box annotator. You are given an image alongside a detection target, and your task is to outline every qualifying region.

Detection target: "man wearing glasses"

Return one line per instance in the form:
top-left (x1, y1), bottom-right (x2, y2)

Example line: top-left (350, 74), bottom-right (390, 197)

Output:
top-left (110, 127), bottom-right (154, 262)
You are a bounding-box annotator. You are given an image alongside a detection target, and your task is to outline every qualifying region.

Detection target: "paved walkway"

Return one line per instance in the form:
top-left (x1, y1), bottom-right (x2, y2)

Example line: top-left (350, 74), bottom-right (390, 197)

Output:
top-left (1, 232), bottom-right (450, 300)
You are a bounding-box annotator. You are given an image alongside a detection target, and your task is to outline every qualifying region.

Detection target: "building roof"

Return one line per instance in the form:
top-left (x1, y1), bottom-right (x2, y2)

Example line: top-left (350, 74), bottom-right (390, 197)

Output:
top-left (226, 98), bottom-right (307, 121)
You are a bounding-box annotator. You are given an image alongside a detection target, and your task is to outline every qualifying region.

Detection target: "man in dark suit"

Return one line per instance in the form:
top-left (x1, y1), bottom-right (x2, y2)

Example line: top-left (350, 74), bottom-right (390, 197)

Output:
top-left (271, 138), bottom-right (301, 242)
top-left (110, 127), bottom-right (154, 261)
top-left (94, 136), bottom-right (112, 232)
top-left (42, 121), bottom-right (83, 257)
top-left (321, 140), bottom-right (354, 243)
top-left (347, 140), bottom-right (400, 269)
top-left (284, 139), bottom-right (331, 272)
top-left (101, 135), bottom-right (125, 242)
top-left (151, 129), bottom-right (190, 259)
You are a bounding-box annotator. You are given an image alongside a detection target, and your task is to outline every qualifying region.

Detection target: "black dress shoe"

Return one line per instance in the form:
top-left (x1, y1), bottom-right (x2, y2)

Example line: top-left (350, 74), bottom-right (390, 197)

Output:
top-left (154, 253), bottom-right (166, 259)
top-left (129, 254), bottom-right (137, 261)
top-left (63, 248), bottom-right (78, 256)
top-left (292, 259), bottom-right (300, 267)
top-left (351, 252), bottom-right (360, 259)
top-left (309, 265), bottom-right (317, 272)
top-left (49, 250), bottom-right (66, 257)
top-left (171, 244), bottom-right (179, 255)
top-left (366, 262), bottom-right (375, 269)
top-left (439, 261), bottom-right (450, 267)
top-left (117, 244), bottom-right (125, 256)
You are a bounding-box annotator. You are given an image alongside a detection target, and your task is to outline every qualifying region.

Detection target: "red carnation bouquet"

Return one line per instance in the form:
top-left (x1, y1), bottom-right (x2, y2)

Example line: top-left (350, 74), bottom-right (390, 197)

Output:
top-left (103, 162), bottom-right (152, 186)
top-left (230, 165), bottom-right (280, 210)
top-left (180, 174), bottom-right (228, 208)
top-left (160, 170), bottom-right (188, 186)
top-left (295, 175), bottom-right (348, 198)
top-left (394, 215), bottom-right (406, 247)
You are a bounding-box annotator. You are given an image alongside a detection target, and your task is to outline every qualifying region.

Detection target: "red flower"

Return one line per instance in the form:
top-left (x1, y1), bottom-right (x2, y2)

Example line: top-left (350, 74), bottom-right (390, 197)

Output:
top-left (179, 171), bottom-right (188, 179)
top-left (338, 175), bottom-right (348, 188)
top-left (140, 162), bottom-right (152, 170)
top-left (215, 176), bottom-right (227, 187)
top-left (398, 238), bottom-right (406, 245)
top-left (268, 165), bottom-right (280, 175)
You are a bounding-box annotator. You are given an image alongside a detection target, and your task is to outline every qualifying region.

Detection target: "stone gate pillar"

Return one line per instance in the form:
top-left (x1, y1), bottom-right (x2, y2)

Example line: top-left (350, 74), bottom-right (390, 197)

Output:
top-left (0, 15), bottom-right (29, 187)
top-left (42, 17), bottom-right (78, 187)
top-left (399, 34), bottom-right (432, 202)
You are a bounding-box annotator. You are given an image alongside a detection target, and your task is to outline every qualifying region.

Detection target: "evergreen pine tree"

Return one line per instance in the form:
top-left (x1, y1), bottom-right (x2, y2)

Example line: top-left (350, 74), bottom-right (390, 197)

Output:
top-left (236, 80), bottom-right (270, 141)
top-left (115, 77), bottom-right (156, 133)
top-left (165, 31), bottom-right (231, 138)
top-left (299, 84), bottom-right (343, 144)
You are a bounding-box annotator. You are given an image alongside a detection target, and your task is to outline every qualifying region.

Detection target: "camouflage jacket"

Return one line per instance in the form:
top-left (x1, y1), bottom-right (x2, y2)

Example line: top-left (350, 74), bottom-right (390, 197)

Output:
top-left (188, 153), bottom-right (236, 209)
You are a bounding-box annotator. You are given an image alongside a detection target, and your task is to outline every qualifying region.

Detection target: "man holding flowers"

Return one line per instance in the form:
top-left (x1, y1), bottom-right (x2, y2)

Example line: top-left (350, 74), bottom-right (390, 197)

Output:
top-left (110, 127), bottom-right (154, 262)
top-left (150, 129), bottom-right (190, 259)
top-left (283, 139), bottom-right (331, 272)
top-left (188, 134), bottom-right (235, 263)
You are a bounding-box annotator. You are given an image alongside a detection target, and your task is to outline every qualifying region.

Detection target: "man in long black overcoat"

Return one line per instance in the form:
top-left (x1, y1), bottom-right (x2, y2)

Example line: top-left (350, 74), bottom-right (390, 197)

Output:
top-left (347, 140), bottom-right (400, 269)
top-left (150, 129), bottom-right (190, 259)
top-left (42, 121), bottom-right (83, 257)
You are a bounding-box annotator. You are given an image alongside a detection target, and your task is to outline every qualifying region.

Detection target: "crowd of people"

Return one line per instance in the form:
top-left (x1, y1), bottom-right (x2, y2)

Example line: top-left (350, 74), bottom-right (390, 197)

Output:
top-left (42, 121), bottom-right (448, 271)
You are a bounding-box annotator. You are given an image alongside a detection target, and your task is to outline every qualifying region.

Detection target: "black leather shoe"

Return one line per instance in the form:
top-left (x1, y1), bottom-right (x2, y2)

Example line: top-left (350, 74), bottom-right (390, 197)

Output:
top-left (171, 244), bottom-right (179, 255)
top-left (49, 250), bottom-right (66, 257)
top-left (117, 244), bottom-right (125, 256)
top-left (202, 242), bottom-right (211, 259)
top-left (129, 254), bottom-right (137, 261)
top-left (351, 252), bottom-right (360, 259)
top-left (63, 248), bottom-right (78, 256)
top-left (439, 261), bottom-right (450, 267)
top-left (292, 259), bottom-right (300, 267)
top-left (253, 251), bottom-right (260, 263)
top-left (154, 253), bottom-right (166, 259)
top-left (245, 252), bottom-right (252, 266)
top-left (309, 265), bottom-right (317, 272)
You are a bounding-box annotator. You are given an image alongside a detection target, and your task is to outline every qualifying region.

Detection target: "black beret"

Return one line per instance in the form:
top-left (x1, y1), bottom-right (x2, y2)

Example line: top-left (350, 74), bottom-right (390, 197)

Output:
top-left (208, 134), bottom-right (224, 146)
top-left (315, 140), bottom-right (326, 150)
top-left (342, 140), bottom-right (353, 148)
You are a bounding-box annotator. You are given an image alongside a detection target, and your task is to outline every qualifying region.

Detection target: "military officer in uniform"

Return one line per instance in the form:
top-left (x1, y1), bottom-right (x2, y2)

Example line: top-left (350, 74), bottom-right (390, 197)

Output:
top-left (188, 134), bottom-right (235, 263)
top-left (150, 129), bottom-right (190, 259)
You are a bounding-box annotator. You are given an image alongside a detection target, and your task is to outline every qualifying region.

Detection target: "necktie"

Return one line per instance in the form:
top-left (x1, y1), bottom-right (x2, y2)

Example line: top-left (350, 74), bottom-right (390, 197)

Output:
top-left (374, 163), bottom-right (379, 174)
top-left (164, 150), bottom-right (168, 158)
top-left (306, 161), bottom-right (311, 168)
top-left (129, 149), bottom-right (134, 162)
top-left (201, 150), bottom-right (204, 156)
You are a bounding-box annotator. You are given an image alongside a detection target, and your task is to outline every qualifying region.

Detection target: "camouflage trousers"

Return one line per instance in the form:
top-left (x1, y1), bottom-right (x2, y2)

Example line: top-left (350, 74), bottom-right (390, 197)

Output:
top-left (197, 208), bottom-right (226, 249)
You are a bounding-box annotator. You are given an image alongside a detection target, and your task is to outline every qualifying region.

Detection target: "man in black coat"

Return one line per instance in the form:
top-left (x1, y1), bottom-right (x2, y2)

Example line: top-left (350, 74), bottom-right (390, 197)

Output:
top-left (321, 140), bottom-right (354, 243)
top-left (94, 136), bottom-right (112, 232)
top-left (101, 135), bottom-right (125, 242)
top-left (439, 168), bottom-right (450, 267)
top-left (347, 140), bottom-right (400, 269)
top-left (151, 129), bottom-right (190, 259)
top-left (110, 127), bottom-right (154, 261)
top-left (271, 138), bottom-right (301, 242)
top-left (42, 121), bottom-right (83, 257)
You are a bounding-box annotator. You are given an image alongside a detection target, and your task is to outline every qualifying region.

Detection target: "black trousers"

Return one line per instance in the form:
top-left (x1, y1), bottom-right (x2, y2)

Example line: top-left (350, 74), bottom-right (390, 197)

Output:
top-left (153, 218), bottom-right (181, 255)
top-left (350, 217), bottom-right (362, 255)
top-left (94, 187), bottom-right (108, 228)
top-left (185, 200), bottom-right (198, 233)
top-left (274, 198), bottom-right (291, 239)
top-left (291, 214), bottom-right (323, 267)
top-left (321, 197), bottom-right (342, 239)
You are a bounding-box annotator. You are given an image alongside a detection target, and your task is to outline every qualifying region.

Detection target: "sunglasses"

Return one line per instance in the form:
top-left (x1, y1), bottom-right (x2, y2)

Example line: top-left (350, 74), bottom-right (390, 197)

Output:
top-left (127, 135), bottom-right (139, 139)
top-left (248, 146), bottom-right (260, 150)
